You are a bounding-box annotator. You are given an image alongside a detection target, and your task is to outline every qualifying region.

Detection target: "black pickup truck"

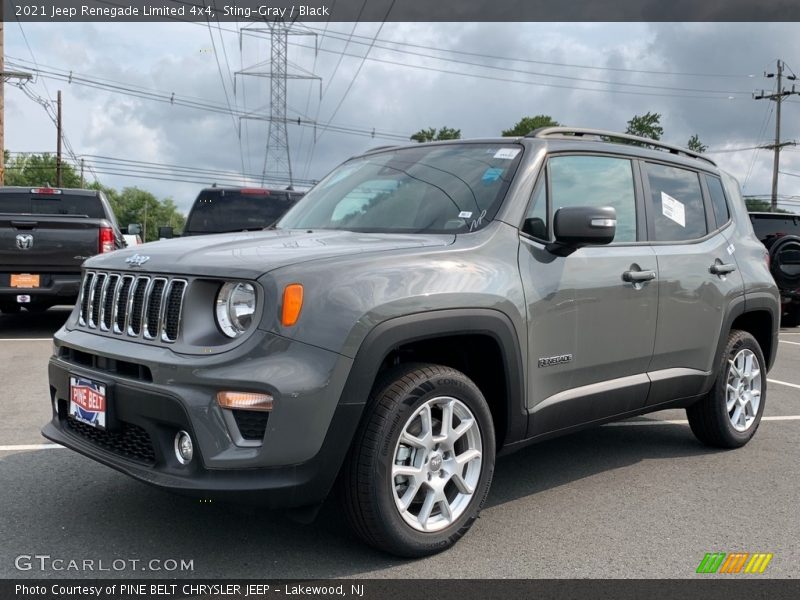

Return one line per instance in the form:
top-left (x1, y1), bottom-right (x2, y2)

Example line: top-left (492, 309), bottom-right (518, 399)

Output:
top-left (0, 187), bottom-right (124, 313)
top-left (749, 212), bottom-right (800, 326)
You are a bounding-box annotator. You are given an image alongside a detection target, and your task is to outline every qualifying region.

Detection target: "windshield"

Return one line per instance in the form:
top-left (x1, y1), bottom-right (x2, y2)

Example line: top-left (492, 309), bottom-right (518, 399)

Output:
top-left (0, 192), bottom-right (105, 218)
top-left (277, 144), bottom-right (523, 234)
top-left (184, 190), bottom-right (301, 234)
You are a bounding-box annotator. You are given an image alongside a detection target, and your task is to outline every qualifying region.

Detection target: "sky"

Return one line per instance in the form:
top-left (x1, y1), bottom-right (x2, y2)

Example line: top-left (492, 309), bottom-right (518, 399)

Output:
top-left (5, 21), bottom-right (800, 214)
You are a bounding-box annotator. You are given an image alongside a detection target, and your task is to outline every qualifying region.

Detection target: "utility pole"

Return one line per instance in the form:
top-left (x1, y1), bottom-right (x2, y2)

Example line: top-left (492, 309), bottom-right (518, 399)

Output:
top-left (236, 23), bottom-right (320, 188)
top-left (56, 90), bottom-right (63, 187)
top-left (754, 59), bottom-right (799, 211)
top-left (0, 3), bottom-right (33, 186)
top-left (80, 158), bottom-right (85, 187)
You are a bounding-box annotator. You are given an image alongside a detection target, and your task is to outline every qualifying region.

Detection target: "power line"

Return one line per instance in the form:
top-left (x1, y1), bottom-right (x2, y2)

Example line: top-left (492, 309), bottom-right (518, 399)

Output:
top-left (754, 59), bottom-right (800, 209)
top-left (296, 26), bottom-right (751, 96)
top-left (6, 57), bottom-right (410, 142)
top-left (300, 24), bottom-right (753, 80)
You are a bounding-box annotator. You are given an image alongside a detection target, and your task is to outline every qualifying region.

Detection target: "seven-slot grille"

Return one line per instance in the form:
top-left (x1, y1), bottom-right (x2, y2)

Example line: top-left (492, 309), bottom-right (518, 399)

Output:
top-left (79, 271), bottom-right (187, 343)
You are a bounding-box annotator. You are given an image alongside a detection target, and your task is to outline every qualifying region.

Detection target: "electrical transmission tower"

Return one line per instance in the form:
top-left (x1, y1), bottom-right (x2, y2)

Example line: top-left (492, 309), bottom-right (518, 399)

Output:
top-left (754, 59), bottom-right (800, 211)
top-left (236, 23), bottom-right (320, 188)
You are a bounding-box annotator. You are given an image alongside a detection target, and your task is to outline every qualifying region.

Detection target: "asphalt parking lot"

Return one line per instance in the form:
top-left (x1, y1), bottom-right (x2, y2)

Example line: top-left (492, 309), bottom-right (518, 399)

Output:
top-left (0, 308), bottom-right (798, 579)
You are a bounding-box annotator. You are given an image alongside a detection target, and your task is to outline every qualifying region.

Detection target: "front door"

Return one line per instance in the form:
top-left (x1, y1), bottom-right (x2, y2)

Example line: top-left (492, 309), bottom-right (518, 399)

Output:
top-left (518, 154), bottom-right (659, 437)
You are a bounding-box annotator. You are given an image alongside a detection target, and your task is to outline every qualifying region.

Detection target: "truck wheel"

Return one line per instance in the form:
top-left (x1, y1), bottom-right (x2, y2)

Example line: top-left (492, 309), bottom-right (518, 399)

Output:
top-left (782, 305), bottom-right (800, 328)
top-left (342, 363), bottom-right (495, 557)
top-left (687, 330), bottom-right (766, 448)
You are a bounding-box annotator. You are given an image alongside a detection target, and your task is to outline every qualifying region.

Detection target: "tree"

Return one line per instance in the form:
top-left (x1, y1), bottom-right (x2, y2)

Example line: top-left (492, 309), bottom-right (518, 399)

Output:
top-left (687, 134), bottom-right (708, 153)
top-left (502, 115), bottom-right (560, 137)
top-left (410, 126), bottom-right (462, 143)
top-left (625, 112), bottom-right (663, 140)
top-left (94, 185), bottom-right (185, 242)
top-left (744, 198), bottom-right (793, 214)
top-left (3, 153), bottom-right (81, 188)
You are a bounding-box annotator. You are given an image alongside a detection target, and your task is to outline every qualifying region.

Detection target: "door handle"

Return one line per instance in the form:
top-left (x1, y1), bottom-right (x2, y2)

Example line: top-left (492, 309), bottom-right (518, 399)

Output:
top-left (710, 263), bottom-right (737, 275)
top-left (622, 269), bottom-right (656, 282)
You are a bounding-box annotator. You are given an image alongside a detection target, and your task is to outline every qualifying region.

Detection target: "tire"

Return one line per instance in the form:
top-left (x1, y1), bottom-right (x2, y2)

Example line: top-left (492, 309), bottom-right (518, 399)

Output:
top-left (782, 305), bottom-right (800, 328)
top-left (342, 363), bottom-right (496, 557)
top-left (0, 303), bottom-right (20, 314)
top-left (687, 330), bottom-right (766, 449)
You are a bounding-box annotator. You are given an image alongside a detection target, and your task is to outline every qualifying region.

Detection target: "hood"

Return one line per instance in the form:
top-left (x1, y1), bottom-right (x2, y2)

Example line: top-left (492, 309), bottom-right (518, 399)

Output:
top-left (85, 229), bottom-right (456, 278)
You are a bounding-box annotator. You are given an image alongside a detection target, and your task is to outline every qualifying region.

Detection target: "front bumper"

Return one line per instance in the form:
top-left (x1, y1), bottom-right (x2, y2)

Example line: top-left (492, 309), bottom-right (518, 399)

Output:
top-left (43, 327), bottom-right (362, 507)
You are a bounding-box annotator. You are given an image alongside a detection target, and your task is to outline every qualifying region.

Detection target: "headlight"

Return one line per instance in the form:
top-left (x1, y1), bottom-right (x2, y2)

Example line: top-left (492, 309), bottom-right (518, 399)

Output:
top-left (215, 282), bottom-right (257, 338)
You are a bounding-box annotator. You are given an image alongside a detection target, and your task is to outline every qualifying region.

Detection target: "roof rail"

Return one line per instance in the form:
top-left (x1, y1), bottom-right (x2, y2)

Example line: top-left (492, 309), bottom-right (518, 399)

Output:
top-left (527, 127), bottom-right (716, 166)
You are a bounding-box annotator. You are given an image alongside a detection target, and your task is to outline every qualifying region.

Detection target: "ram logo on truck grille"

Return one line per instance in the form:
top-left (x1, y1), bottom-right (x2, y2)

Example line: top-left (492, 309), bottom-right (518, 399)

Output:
top-left (15, 234), bottom-right (34, 250)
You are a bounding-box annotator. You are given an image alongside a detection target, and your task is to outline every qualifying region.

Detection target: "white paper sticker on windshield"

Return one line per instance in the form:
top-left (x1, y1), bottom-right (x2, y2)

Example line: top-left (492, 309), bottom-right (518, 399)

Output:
top-left (661, 192), bottom-right (686, 227)
top-left (494, 148), bottom-right (521, 160)
top-left (458, 211), bottom-right (473, 219)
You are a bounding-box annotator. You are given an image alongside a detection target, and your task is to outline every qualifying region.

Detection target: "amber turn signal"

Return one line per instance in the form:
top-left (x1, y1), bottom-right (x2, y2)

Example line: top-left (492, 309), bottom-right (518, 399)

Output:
top-left (281, 283), bottom-right (304, 326)
top-left (217, 391), bottom-right (273, 412)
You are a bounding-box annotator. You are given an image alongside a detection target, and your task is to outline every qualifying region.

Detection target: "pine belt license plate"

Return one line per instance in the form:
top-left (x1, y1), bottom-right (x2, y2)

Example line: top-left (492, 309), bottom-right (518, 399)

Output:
top-left (69, 375), bottom-right (107, 430)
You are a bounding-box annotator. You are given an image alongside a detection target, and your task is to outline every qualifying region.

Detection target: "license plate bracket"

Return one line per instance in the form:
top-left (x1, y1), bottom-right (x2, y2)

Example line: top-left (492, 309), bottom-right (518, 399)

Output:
top-left (69, 375), bottom-right (109, 430)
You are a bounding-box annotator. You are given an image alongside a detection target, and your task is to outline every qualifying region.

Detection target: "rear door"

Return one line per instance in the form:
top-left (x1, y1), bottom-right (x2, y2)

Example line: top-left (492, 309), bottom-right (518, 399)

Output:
top-left (0, 190), bottom-right (104, 271)
top-left (642, 162), bottom-right (745, 406)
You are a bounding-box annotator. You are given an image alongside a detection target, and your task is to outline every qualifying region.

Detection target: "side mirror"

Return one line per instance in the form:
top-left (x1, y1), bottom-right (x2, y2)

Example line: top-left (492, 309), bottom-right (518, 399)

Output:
top-left (547, 206), bottom-right (616, 255)
top-left (127, 223), bottom-right (142, 236)
top-left (158, 226), bottom-right (174, 240)
top-left (554, 206), bottom-right (616, 245)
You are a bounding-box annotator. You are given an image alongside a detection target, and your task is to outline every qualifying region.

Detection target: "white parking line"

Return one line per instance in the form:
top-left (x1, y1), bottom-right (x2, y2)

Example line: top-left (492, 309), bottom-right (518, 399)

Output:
top-left (0, 443), bottom-right (63, 451)
top-left (780, 340), bottom-right (800, 346)
top-left (0, 338), bottom-right (52, 342)
top-left (768, 378), bottom-right (800, 390)
top-left (610, 415), bottom-right (800, 426)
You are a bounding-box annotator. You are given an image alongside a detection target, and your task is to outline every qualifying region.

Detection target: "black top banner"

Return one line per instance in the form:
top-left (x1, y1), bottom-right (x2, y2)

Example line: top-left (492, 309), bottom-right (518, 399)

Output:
top-left (4, 0), bottom-right (800, 22)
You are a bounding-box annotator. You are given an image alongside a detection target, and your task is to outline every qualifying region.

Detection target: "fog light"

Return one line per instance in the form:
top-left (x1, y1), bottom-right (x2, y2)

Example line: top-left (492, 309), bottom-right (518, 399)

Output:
top-left (174, 430), bottom-right (194, 465)
top-left (217, 391), bottom-right (273, 412)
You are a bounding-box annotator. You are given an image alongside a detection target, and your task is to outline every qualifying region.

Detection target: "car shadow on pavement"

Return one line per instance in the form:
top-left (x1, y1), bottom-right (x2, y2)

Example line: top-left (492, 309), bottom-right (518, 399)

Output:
top-left (0, 419), bottom-right (720, 579)
top-left (0, 307), bottom-right (72, 337)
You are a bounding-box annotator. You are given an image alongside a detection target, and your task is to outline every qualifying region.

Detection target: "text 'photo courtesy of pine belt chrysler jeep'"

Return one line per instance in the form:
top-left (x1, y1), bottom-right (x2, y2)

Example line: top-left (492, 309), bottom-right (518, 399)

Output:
top-left (44, 128), bottom-right (780, 557)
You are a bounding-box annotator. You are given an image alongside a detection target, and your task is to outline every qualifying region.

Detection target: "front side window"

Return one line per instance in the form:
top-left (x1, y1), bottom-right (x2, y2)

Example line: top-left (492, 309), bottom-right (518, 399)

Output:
top-left (277, 144), bottom-right (523, 234)
top-left (646, 163), bottom-right (707, 242)
top-left (548, 155), bottom-right (638, 243)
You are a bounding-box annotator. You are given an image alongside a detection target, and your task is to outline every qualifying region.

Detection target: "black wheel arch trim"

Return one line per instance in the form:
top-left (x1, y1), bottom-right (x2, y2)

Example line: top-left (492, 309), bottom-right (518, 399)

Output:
top-left (338, 308), bottom-right (527, 448)
top-left (743, 291), bottom-right (781, 370)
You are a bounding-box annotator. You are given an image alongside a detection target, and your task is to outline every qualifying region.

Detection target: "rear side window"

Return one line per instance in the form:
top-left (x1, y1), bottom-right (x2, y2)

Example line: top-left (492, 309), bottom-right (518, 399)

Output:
top-left (645, 163), bottom-right (707, 242)
top-left (705, 175), bottom-right (730, 229)
top-left (0, 193), bottom-right (105, 217)
top-left (548, 155), bottom-right (637, 243)
top-left (185, 190), bottom-right (297, 234)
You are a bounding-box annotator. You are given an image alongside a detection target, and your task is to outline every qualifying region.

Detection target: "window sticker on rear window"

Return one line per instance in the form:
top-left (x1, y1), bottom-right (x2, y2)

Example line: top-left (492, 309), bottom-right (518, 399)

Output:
top-left (493, 148), bottom-right (521, 160)
top-left (661, 192), bottom-right (686, 228)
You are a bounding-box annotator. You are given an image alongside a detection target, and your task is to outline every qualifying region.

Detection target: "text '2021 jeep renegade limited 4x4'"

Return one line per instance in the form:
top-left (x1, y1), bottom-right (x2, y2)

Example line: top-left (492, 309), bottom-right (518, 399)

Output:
top-left (44, 128), bottom-right (779, 557)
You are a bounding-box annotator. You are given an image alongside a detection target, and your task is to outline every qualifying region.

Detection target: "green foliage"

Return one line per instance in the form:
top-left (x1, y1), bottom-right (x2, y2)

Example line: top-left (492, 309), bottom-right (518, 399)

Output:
top-left (3, 153), bottom-right (81, 188)
top-left (410, 126), bottom-right (462, 143)
top-left (744, 198), bottom-right (793, 214)
top-left (502, 115), bottom-right (560, 137)
top-left (687, 134), bottom-right (708, 153)
top-left (625, 112), bottom-right (664, 140)
top-left (88, 182), bottom-right (185, 242)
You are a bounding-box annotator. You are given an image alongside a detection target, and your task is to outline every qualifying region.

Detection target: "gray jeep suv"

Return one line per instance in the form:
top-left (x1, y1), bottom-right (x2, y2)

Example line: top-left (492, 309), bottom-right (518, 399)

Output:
top-left (44, 128), bottom-right (780, 557)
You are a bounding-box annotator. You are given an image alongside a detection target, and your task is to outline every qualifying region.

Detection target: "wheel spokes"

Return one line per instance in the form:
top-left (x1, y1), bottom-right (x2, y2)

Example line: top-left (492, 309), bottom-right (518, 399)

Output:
top-left (416, 488), bottom-right (437, 530)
